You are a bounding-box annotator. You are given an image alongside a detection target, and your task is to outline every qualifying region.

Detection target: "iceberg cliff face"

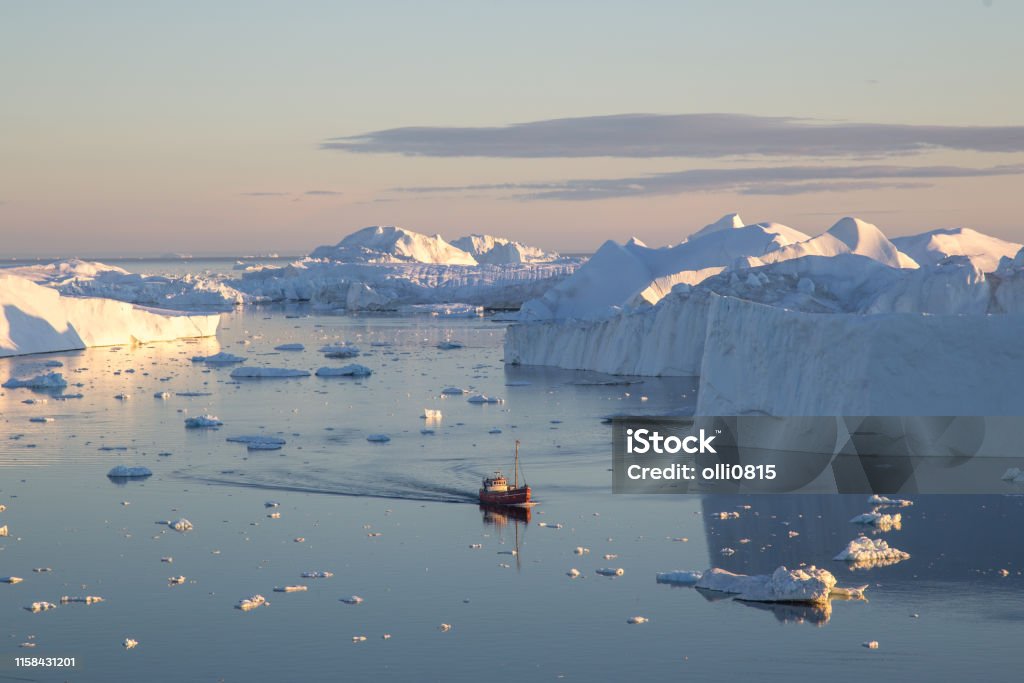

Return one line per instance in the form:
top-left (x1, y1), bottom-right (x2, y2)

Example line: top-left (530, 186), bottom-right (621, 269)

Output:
top-left (310, 226), bottom-right (478, 265)
top-left (1, 274), bottom-right (219, 358)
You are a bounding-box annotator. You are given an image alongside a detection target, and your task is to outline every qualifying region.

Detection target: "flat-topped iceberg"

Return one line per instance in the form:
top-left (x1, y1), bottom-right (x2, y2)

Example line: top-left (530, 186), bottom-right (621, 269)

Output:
top-left (192, 352), bottom-right (246, 363)
top-left (316, 364), bottom-right (372, 377)
top-left (184, 415), bottom-right (223, 428)
top-left (3, 371), bottom-right (68, 389)
top-left (107, 465), bottom-right (153, 478)
top-left (227, 435), bottom-right (287, 449)
top-left (230, 367), bottom-right (310, 378)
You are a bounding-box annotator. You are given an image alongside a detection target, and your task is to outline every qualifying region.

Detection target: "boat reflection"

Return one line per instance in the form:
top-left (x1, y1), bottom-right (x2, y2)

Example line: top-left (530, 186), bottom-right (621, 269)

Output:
top-left (479, 503), bottom-right (530, 571)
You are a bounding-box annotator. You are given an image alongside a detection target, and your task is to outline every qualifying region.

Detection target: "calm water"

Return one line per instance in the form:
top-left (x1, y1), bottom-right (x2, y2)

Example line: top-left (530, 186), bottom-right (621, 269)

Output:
top-left (1, 308), bottom-right (1021, 682)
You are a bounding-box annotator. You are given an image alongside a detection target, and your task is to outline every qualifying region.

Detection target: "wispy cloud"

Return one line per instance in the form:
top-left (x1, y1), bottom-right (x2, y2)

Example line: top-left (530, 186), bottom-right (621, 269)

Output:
top-left (240, 191), bottom-right (290, 197)
top-left (304, 190), bottom-right (343, 196)
top-left (323, 113), bottom-right (1024, 159)
top-left (394, 164), bottom-right (1024, 200)
top-left (241, 190), bottom-right (343, 198)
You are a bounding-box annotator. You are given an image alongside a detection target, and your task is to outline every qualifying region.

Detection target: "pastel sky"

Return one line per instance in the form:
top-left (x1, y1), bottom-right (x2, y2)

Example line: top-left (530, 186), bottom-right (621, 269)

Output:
top-left (2, 0), bottom-right (1023, 257)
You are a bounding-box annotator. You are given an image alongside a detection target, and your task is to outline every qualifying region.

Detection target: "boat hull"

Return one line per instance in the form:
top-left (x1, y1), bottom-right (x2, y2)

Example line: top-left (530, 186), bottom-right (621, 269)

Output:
top-left (479, 486), bottom-right (531, 507)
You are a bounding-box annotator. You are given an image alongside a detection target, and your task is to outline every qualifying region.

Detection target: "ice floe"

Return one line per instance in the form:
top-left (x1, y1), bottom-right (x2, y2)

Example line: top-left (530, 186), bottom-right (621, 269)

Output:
top-left (107, 465), bottom-right (153, 478)
top-left (60, 595), bottom-right (104, 605)
top-left (467, 394), bottom-right (502, 404)
top-left (834, 536), bottom-right (910, 566)
top-left (315, 364), bottom-right (372, 377)
top-left (27, 602), bottom-right (57, 613)
top-left (1, 576), bottom-right (24, 584)
top-left (301, 571), bottom-right (333, 579)
top-left (230, 367), bottom-right (310, 378)
top-left (694, 566), bottom-right (848, 604)
top-left (655, 570), bottom-right (704, 586)
top-left (596, 568), bottom-right (625, 577)
top-left (124, 638), bottom-right (139, 649)
top-left (3, 372), bottom-right (68, 389)
top-left (167, 518), bottom-right (194, 532)
top-left (274, 343), bottom-right (305, 351)
top-left (274, 585), bottom-right (308, 593)
top-left (191, 351), bottom-right (246, 364)
top-left (868, 495), bottom-right (913, 507)
top-left (184, 415), bottom-right (223, 428)
top-left (340, 595), bottom-right (364, 604)
top-left (850, 512), bottom-right (902, 531)
top-left (237, 595), bottom-right (267, 611)
top-left (366, 434), bottom-right (391, 443)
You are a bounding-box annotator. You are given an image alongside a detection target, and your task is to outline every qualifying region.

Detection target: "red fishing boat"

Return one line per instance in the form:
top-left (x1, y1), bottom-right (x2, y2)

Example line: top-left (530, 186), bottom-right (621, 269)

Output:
top-left (479, 440), bottom-right (533, 507)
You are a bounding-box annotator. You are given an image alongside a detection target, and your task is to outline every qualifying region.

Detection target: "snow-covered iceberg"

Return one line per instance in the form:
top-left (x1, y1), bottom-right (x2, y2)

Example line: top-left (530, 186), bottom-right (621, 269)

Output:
top-left (834, 537), bottom-right (910, 567)
top-left (694, 566), bottom-right (840, 604)
top-left (309, 226), bottom-right (478, 265)
top-left (1, 274), bottom-right (220, 358)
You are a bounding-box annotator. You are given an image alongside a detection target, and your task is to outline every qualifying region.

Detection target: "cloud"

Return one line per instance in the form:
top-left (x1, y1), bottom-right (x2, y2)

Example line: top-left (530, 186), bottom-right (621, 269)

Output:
top-left (304, 190), bottom-right (343, 196)
top-left (241, 191), bottom-right (290, 197)
top-left (394, 163), bottom-right (1024, 200)
top-left (323, 113), bottom-right (1024, 159)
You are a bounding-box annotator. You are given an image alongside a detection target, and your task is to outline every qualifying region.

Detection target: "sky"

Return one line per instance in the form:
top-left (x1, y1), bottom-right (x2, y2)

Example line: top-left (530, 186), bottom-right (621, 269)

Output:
top-left (2, 0), bottom-right (1024, 257)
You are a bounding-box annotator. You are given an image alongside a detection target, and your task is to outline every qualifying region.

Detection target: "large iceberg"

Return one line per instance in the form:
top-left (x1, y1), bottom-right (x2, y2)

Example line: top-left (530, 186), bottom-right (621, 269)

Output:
top-left (1, 274), bottom-right (220, 358)
top-left (309, 226), bottom-right (478, 265)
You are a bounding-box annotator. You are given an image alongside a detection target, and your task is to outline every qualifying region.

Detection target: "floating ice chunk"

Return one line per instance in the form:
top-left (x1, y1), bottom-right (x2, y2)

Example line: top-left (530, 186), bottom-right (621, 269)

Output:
top-left (422, 408), bottom-right (443, 420)
top-left (237, 595), bottom-right (267, 611)
top-left (867, 495), bottom-right (913, 508)
top-left (596, 568), bottom-right (625, 577)
top-left (230, 367), bottom-right (310, 378)
top-left (161, 557), bottom-right (173, 563)
top-left (27, 601), bottom-right (57, 613)
top-left (366, 434), bottom-right (391, 443)
top-left (655, 570), bottom-right (703, 586)
top-left (227, 436), bottom-right (287, 451)
top-left (467, 394), bottom-right (502, 404)
top-left (603, 554), bottom-right (618, 560)
top-left (169, 576), bottom-right (186, 585)
top-left (265, 500), bottom-right (281, 508)
top-left (316, 364), bottom-right (372, 377)
top-left (61, 595), bottom-right (104, 605)
top-left (573, 546), bottom-right (590, 555)
top-left (834, 536), bottom-right (910, 566)
top-left (29, 416), bottom-right (55, 423)
top-left (437, 341), bottom-right (464, 350)
top-left (274, 585), bottom-right (308, 593)
top-left (488, 428), bottom-right (502, 434)
top-left (438, 623), bottom-right (452, 632)
top-left (352, 635), bottom-right (367, 643)
top-left (627, 616), bottom-right (649, 624)
top-left (44, 360), bottom-right (63, 367)
top-left (1001, 468), bottom-right (1024, 484)
top-left (696, 566), bottom-right (837, 604)
top-left (567, 568), bottom-right (581, 578)
top-left (441, 387), bottom-right (467, 395)
top-left (340, 595), bottom-right (364, 604)
top-left (0, 526), bottom-right (8, 537)
top-left (301, 571), bottom-right (333, 579)
top-left (850, 512), bottom-right (902, 531)
top-left (267, 512), bottom-right (281, 519)
top-left (538, 522), bottom-right (562, 529)
top-left (468, 543), bottom-right (482, 549)
top-left (274, 343), bottom-right (305, 351)
top-left (185, 415), bottom-right (223, 428)
top-left (320, 344), bottom-right (361, 358)
top-left (714, 511), bottom-right (740, 520)
top-left (3, 372), bottom-right (68, 389)
top-left (168, 518), bottom-right (194, 532)
top-left (154, 391), bottom-right (171, 399)
top-left (720, 547), bottom-right (736, 556)
top-left (114, 393), bottom-right (131, 400)
top-left (1, 576), bottom-right (24, 584)
top-left (830, 584), bottom-right (870, 600)
top-left (191, 352), bottom-right (245, 364)
top-left (863, 641), bottom-right (879, 649)
top-left (124, 638), bottom-right (139, 649)
top-left (107, 465), bottom-right (153, 478)
top-left (32, 567), bottom-right (51, 573)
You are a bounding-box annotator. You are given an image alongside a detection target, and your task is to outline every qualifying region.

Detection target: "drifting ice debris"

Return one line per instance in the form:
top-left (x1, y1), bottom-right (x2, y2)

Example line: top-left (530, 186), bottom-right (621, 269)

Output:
top-left (834, 536), bottom-right (910, 566)
top-left (301, 571), bottom-right (333, 579)
top-left (788, 530), bottom-right (801, 538)
top-left (538, 522), bottom-right (562, 529)
top-left (488, 428), bottom-right (502, 434)
top-left (604, 554), bottom-right (618, 560)
top-left (567, 568), bottom-right (581, 578)
top-left (366, 434), bottom-right (391, 443)
top-left (61, 595), bottom-right (104, 605)
top-left (168, 518), bottom-right (194, 532)
top-left (720, 547), bottom-right (736, 556)
top-left (596, 568), bottom-right (625, 577)
top-left (191, 352), bottom-right (245, 364)
top-left (438, 623), bottom-right (452, 632)
top-left (315, 364), bottom-right (372, 377)
top-left (237, 595), bottom-right (267, 611)
top-left (1001, 468), bottom-right (1024, 483)
top-left (0, 525), bottom-right (8, 537)
top-left (274, 343), bottom-right (305, 351)
top-left (228, 436), bottom-right (287, 451)
top-left (863, 641), bottom-right (879, 650)
top-left (422, 408), bottom-right (442, 420)
top-left (467, 394), bottom-right (502, 404)
top-left (27, 602), bottom-right (57, 612)
top-left (340, 595), bottom-right (364, 604)
top-left (29, 416), bottom-right (55, 423)
top-left (124, 638), bottom-right (139, 649)
top-left (265, 501), bottom-right (281, 508)
top-left (33, 567), bottom-right (52, 573)
top-left (114, 393), bottom-right (130, 400)
top-left (998, 569), bottom-right (1010, 577)
top-left (274, 585), bottom-right (308, 593)
top-left (655, 570), bottom-right (703, 586)
top-left (3, 372), bottom-right (68, 389)
top-left (154, 391), bottom-right (171, 399)
top-left (185, 415), bottom-right (223, 428)
top-left (107, 465), bottom-right (153, 478)
top-left (627, 616), bottom-right (649, 624)
top-left (352, 636), bottom-right (367, 643)
top-left (161, 557), bottom-right (173, 563)
top-left (573, 547), bottom-right (590, 555)
top-left (715, 511), bottom-right (740, 519)
top-left (437, 341), bottom-right (464, 350)
top-left (441, 387), bottom-right (467, 395)
top-left (695, 566), bottom-right (846, 604)
top-left (469, 543), bottom-right (482, 549)
top-left (169, 576), bottom-right (186, 585)
top-left (850, 512), bottom-right (902, 531)
top-left (320, 344), bottom-right (361, 358)
top-left (2, 576), bottom-right (24, 584)
top-left (268, 512), bottom-right (281, 519)
top-left (868, 495), bottom-right (913, 508)
top-left (230, 366), bottom-right (311, 378)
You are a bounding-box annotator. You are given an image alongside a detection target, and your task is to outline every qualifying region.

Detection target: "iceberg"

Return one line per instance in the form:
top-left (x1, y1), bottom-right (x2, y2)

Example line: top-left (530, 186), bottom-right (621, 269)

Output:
top-left (655, 570), bottom-right (703, 586)
top-left (227, 435), bottom-right (287, 449)
top-left (834, 536), bottom-right (910, 566)
top-left (3, 371), bottom-right (68, 390)
top-left (1, 274), bottom-right (219, 358)
top-left (230, 367), bottom-right (311, 378)
top-left (107, 465), bottom-right (153, 478)
top-left (184, 415), bottom-right (223, 428)
top-left (274, 343), bottom-right (305, 351)
top-left (191, 352), bottom-right (246, 364)
top-left (694, 566), bottom-right (848, 604)
top-left (850, 512), bottom-right (901, 531)
top-left (315, 364), bottom-right (372, 377)
top-left (892, 227), bottom-right (1021, 272)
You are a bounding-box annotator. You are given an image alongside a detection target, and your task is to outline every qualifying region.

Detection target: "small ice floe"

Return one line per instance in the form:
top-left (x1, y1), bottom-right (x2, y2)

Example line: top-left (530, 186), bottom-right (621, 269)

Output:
top-left (573, 547), bottom-right (590, 555)
top-left (167, 518), bottom-right (194, 532)
top-left (274, 343), bottom-right (305, 351)
top-left (154, 391), bottom-right (171, 399)
top-left (467, 394), bottom-right (502, 404)
top-left (0, 525), bottom-right (8, 537)
top-left (320, 344), bottom-right (361, 358)
top-left (720, 547), bottom-right (736, 556)
top-left (830, 584), bottom-right (870, 600)
top-left (627, 616), bottom-right (649, 624)
top-left (655, 570), bottom-right (703, 586)
top-left (316, 364), bottom-right (372, 377)
top-left (505, 380), bottom-right (531, 387)
top-left (161, 557), bottom-right (173, 563)
top-left (124, 638), bottom-right (139, 649)
top-left (192, 352), bottom-right (246, 364)
top-left (998, 569), bottom-right (1011, 577)
top-left (340, 595), bottom-right (363, 604)
top-left (867, 495), bottom-right (913, 508)
top-left (438, 623), bottom-right (452, 632)
top-left (366, 434), bottom-right (391, 443)
top-left (3, 372), bottom-right (68, 389)
top-left (185, 415), bottom-right (223, 428)
top-left (265, 501), bottom-right (281, 508)
top-left (834, 536), bottom-right (910, 566)
top-left (29, 416), bottom-right (55, 423)
top-left (99, 445), bottom-right (128, 451)
top-left (45, 360), bottom-right (63, 367)
top-left (230, 367), bottom-right (310, 379)
top-left (788, 530), bottom-right (801, 538)
top-left (228, 435), bottom-right (286, 450)
top-left (695, 566), bottom-right (849, 604)
top-left (441, 387), bottom-right (467, 395)
top-left (382, 633), bottom-right (391, 640)
top-left (422, 408), bottom-right (442, 421)
top-left (114, 393), bottom-right (131, 400)
top-left (237, 595), bottom-right (268, 611)
top-left (107, 465), bottom-right (153, 478)
top-left (537, 522), bottom-right (562, 529)
top-left (596, 568), bottom-right (625, 577)
top-left (33, 567), bottom-right (52, 573)
top-left (850, 512), bottom-right (902, 531)
top-left (863, 641), bottom-right (879, 650)
top-left (488, 428), bottom-right (503, 434)
top-left (2, 576), bottom-right (24, 584)
top-left (367, 532), bottom-right (382, 537)
top-left (169, 576), bottom-right (186, 585)
top-left (301, 571), bottom-right (333, 579)
top-left (604, 554), bottom-right (618, 560)
top-left (274, 585), bottom-right (308, 593)
top-left (294, 537), bottom-right (305, 543)
top-left (352, 636), bottom-right (367, 643)
top-left (714, 511), bottom-right (740, 520)
top-left (1001, 468), bottom-right (1024, 484)
top-left (268, 512), bottom-right (281, 519)
top-left (468, 543), bottom-right (483, 549)
top-left (27, 601), bottom-right (57, 613)
top-left (61, 595), bottom-right (104, 605)
top-left (421, 429), bottom-right (435, 435)
top-left (437, 341), bottom-right (463, 350)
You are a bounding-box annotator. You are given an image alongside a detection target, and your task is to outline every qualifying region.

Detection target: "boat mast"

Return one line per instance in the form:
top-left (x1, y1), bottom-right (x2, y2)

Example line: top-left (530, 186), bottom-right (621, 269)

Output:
top-left (514, 440), bottom-right (520, 489)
